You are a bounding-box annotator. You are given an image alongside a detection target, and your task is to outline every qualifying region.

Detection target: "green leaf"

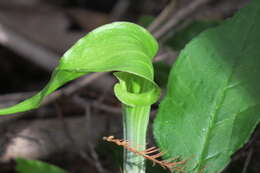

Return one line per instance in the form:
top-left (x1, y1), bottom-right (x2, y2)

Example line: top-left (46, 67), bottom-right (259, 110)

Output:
top-left (16, 158), bottom-right (68, 173)
top-left (154, 1), bottom-right (260, 173)
top-left (0, 22), bottom-right (160, 115)
top-left (138, 15), bottom-right (155, 27)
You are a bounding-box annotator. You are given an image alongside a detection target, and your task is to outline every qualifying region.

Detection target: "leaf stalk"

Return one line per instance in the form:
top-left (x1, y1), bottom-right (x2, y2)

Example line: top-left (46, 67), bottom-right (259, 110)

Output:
top-left (122, 104), bottom-right (151, 173)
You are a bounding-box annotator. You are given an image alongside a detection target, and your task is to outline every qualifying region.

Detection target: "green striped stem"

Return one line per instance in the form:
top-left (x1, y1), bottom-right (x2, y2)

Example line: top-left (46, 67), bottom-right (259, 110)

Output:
top-left (122, 104), bottom-right (151, 173)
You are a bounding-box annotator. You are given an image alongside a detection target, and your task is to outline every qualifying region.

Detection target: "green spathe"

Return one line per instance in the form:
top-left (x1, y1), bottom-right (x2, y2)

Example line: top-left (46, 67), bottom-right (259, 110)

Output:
top-left (0, 22), bottom-right (160, 115)
top-left (154, 0), bottom-right (260, 172)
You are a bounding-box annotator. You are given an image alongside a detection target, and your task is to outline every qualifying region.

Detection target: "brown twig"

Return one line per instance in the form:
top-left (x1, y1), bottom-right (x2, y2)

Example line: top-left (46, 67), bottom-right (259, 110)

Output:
top-left (72, 96), bottom-right (121, 115)
top-left (84, 104), bottom-right (108, 173)
top-left (154, 47), bottom-right (178, 62)
top-left (1, 115), bottom-right (118, 161)
top-left (110, 0), bottom-right (130, 21)
top-left (242, 148), bottom-right (253, 173)
top-left (0, 22), bottom-right (59, 71)
top-left (55, 103), bottom-right (107, 173)
top-left (103, 136), bottom-right (186, 172)
top-left (148, 0), bottom-right (177, 33)
top-left (0, 92), bottom-right (34, 103)
top-left (153, 0), bottom-right (212, 40)
top-left (42, 72), bottom-right (106, 106)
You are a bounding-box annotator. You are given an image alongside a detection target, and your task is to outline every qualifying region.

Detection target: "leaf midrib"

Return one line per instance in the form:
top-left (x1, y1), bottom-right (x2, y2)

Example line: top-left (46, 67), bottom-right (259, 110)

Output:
top-left (196, 7), bottom-right (259, 170)
top-left (195, 62), bottom-right (235, 170)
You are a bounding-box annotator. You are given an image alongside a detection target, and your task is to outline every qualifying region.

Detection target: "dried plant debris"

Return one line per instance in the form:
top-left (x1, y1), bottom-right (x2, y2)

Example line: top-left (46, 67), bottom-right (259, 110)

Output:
top-left (103, 136), bottom-right (186, 172)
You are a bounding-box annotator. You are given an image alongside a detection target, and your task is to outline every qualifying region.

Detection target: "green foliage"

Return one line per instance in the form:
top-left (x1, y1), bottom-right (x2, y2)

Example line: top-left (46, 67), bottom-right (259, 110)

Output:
top-left (16, 158), bottom-right (68, 173)
top-left (166, 20), bottom-right (220, 50)
top-left (154, 0), bottom-right (260, 172)
top-left (0, 22), bottom-right (160, 115)
top-left (153, 62), bottom-right (171, 88)
top-left (138, 15), bottom-right (155, 28)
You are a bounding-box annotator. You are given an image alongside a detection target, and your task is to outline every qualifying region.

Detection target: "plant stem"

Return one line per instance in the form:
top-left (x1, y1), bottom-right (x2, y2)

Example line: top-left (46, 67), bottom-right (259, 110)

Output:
top-left (122, 104), bottom-right (151, 173)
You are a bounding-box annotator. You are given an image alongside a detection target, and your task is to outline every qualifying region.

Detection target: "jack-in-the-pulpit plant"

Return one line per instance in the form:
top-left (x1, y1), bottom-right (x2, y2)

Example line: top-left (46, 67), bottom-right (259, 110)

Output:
top-left (0, 22), bottom-right (160, 173)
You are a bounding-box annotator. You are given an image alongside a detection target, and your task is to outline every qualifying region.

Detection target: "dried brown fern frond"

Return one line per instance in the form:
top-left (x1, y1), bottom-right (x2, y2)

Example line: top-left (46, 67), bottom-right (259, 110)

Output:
top-left (103, 136), bottom-right (186, 172)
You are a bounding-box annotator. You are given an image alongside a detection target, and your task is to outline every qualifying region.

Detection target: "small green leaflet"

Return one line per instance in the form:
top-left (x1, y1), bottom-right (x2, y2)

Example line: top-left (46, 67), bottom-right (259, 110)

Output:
top-left (16, 158), bottom-right (68, 173)
top-left (0, 22), bottom-right (160, 115)
top-left (154, 0), bottom-right (260, 173)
